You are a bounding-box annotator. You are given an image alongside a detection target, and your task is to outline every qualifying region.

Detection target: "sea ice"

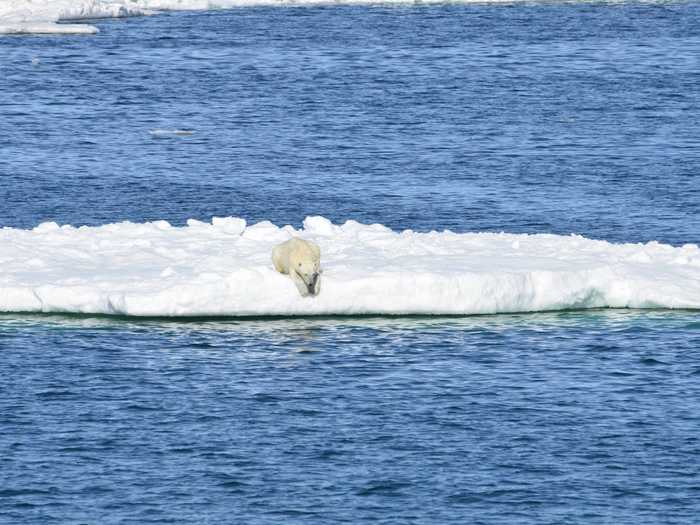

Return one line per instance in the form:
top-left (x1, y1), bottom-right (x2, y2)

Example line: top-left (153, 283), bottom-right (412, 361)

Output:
top-left (1, 216), bottom-right (698, 317)
top-left (0, 1), bottom-right (145, 34)
top-left (0, 0), bottom-right (516, 35)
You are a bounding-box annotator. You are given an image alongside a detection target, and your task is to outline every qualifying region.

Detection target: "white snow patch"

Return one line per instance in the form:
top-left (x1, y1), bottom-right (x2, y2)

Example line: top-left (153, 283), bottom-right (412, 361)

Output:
top-left (1, 217), bottom-right (698, 317)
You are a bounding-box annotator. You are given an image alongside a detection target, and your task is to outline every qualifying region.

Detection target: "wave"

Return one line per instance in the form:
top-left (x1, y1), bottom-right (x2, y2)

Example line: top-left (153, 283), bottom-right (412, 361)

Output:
top-left (1, 216), bottom-right (698, 316)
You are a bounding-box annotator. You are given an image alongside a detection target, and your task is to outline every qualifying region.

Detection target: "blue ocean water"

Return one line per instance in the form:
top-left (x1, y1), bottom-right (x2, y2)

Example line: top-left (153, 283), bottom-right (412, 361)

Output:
top-left (2, 2), bottom-right (699, 243)
top-left (1, 3), bottom-right (699, 524)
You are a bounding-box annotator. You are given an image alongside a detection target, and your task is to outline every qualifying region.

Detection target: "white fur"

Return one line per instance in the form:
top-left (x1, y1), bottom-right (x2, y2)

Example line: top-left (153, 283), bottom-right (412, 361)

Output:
top-left (272, 238), bottom-right (322, 297)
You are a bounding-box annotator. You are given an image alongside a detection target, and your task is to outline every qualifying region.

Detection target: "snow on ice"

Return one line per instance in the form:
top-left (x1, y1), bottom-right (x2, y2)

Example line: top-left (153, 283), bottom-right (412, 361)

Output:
top-left (1, 216), bottom-right (699, 317)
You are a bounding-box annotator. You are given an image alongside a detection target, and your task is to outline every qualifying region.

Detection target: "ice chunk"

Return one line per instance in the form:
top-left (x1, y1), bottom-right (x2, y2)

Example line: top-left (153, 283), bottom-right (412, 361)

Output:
top-left (303, 216), bottom-right (336, 237)
top-left (149, 129), bottom-right (195, 137)
top-left (212, 217), bottom-right (246, 235)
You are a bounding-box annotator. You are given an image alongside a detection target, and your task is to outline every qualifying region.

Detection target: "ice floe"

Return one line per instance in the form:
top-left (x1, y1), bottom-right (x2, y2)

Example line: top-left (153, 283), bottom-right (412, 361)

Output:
top-left (1, 216), bottom-right (698, 316)
top-left (0, 1), bottom-right (145, 34)
top-left (0, 0), bottom-right (515, 35)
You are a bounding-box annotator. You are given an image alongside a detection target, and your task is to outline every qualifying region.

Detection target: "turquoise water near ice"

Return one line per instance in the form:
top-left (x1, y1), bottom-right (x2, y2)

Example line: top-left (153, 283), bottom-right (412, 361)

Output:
top-left (1, 3), bottom-right (699, 523)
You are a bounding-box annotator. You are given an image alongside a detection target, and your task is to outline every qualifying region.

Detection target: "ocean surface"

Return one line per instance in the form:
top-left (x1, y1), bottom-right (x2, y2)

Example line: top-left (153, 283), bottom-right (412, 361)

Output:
top-left (1, 2), bottom-right (699, 523)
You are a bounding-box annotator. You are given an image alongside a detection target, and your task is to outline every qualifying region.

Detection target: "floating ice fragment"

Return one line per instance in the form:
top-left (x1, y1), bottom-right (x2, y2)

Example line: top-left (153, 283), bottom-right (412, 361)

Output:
top-left (149, 129), bottom-right (194, 137)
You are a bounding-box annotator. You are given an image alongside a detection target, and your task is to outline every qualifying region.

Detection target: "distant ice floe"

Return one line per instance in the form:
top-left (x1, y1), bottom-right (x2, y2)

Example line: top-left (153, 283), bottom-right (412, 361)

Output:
top-left (0, 0), bottom-right (518, 35)
top-left (1, 216), bottom-right (699, 317)
top-left (149, 129), bottom-right (195, 137)
top-left (0, 1), bottom-right (145, 35)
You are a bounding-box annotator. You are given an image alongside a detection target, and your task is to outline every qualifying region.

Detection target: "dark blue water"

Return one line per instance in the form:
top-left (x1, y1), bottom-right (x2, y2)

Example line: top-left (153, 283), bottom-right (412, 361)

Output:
top-left (2, 3), bottom-right (699, 243)
top-left (1, 3), bottom-right (700, 524)
top-left (2, 311), bottom-right (700, 524)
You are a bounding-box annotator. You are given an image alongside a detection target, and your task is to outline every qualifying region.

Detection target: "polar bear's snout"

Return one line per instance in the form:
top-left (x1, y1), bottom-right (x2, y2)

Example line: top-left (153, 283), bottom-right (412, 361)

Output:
top-left (272, 238), bottom-right (322, 298)
top-left (307, 272), bottom-right (320, 295)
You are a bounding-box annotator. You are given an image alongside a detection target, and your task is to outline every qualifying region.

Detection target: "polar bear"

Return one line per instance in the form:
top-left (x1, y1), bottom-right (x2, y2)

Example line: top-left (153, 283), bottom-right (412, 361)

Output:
top-left (272, 238), bottom-right (322, 297)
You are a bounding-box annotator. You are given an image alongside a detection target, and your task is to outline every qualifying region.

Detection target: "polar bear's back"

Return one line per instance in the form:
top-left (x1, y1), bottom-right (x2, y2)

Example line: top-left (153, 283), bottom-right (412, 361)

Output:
top-left (271, 237), bottom-right (320, 274)
top-left (271, 241), bottom-right (289, 274)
